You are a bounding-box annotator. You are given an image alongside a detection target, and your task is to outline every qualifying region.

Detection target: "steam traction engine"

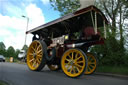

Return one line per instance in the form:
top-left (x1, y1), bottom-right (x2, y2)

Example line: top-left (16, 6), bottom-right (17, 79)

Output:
top-left (26, 5), bottom-right (108, 78)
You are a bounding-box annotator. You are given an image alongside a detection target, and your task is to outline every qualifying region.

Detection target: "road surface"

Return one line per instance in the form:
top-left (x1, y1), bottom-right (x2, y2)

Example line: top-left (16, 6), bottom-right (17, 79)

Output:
top-left (0, 62), bottom-right (128, 85)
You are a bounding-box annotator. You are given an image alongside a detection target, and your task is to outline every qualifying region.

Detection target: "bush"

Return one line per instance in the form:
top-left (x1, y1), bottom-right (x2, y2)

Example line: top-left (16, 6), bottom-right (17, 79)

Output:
top-left (90, 29), bottom-right (128, 66)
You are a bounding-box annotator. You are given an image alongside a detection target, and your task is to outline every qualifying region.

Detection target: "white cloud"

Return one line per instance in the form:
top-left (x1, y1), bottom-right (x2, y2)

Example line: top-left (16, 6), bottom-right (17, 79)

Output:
top-left (0, 4), bottom-right (45, 49)
top-left (0, 15), bottom-right (26, 49)
top-left (41, 0), bottom-right (50, 5)
top-left (0, 29), bottom-right (12, 38)
top-left (0, 14), bottom-right (26, 31)
top-left (26, 4), bottom-right (45, 30)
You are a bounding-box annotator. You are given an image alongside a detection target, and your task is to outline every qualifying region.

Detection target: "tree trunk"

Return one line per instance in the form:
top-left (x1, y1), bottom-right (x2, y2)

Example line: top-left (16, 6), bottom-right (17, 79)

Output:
top-left (119, 6), bottom-right (124, 50)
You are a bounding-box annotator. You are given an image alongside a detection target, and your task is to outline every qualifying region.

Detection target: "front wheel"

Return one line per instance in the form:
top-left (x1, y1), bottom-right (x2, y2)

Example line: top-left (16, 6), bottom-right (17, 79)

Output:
top-left (61, 48), bottom-right (87, 78)
top-left (27, 40), bottom-right (46, 71)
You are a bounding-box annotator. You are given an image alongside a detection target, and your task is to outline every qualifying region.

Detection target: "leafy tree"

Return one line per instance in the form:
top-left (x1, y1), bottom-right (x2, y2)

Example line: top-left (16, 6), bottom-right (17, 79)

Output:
top-left (15, 49), bottom-right (20, 59)
top-left (0, 42), bottom-right (6, 57)
top-left (0, 42), bottom-right (6, 49)
top-left (91, 26), bottom-right (128, 66)
top-left (96, 0), bottom-right (128, 49)
top-left (93, 0), bottom-right (128, 66)
top-left (22, 45), bottom-right (28, 53)
top-left (6, 46), bottom-right (15, 58)
top-left (50, 0), bottom-right (80, 16)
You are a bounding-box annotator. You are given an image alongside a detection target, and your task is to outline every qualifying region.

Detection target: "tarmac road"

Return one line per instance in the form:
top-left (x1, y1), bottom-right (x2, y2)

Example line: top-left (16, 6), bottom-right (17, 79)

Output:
top-left (0, 62), bottom-right (128, 85)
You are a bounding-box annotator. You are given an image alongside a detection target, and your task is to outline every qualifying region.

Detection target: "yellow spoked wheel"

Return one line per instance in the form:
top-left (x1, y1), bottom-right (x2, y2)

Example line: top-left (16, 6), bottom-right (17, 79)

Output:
top-left (61, 49), bottom-right (87, 78)
top-left (47, 64), bottom-right (60, 71)
top-left (27, 40), bottom-right (46, 71)
top-left (84, 53), bottom-right (97, 75)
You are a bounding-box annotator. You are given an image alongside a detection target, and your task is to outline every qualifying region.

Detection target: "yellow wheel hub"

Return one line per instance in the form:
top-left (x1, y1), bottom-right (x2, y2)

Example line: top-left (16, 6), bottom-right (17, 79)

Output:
top-left (27, 40), bottom-right (44, 71)
top-left (61, 49), bottom-right (86, 78)
top-left (84, 53), bottom-right (97, 74)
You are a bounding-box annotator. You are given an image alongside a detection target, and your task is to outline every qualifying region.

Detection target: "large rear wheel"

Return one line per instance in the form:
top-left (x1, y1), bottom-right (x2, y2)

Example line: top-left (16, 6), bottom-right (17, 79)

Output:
top-left (84, 53), bottom-right (97, 75)
top-left (61, 48), bottom-right (87, 78)
top-left (27, 40), bottom-right (46, 71)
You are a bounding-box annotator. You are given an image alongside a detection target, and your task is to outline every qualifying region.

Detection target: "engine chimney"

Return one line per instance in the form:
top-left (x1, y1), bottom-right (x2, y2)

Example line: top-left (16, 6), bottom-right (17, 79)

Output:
top-left (78, 0), bottom-right (96, 10)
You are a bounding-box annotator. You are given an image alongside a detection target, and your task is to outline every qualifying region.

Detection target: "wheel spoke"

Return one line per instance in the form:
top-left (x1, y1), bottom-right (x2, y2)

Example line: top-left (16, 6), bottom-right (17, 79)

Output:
top-left (29, 53), bottom-right (33, 56)
top-left (36, 55), bottom-right (42, 61)
top-left (74, 56), bottom-right (81, 61)
top-left (88, 66), bottom-right (92, 71)
top-left (31, 46), bottom-right (36, 52)
top-left (72, 66), bottom-right (76, 74)
top-left (77, 60), bottom-right (84, 64)
top-left (37, 53), bottom-right (42, 57)
top-left (75, 63), bottom-right (83, 68)
top-left (65, 61), bottom-right (70, 65)
top-left (37, 45), bottom-right (41, 51)
top-left (75, 52), bottom-right (78, 59)
top-left (65, 59), bottom-right (70, 62)
top-left (29, 55), bottom-right (34, 59)
top-left (66, 64), bottom-right (70, 70)
top-left (68, 55), bottom-right (72, 59)
top-left (36, 59), bottom-right (41, 64)
top-left (35, 42), bottom-right (38, 50)
top-left (88, 56), bottom-right (91, 61)
top-left (29, 58), bottom-right (34, 63)
top-left (69, 66), bottom-right (73, 73)
top-left (88, 62), bottom-right (96, 65)
top-left (37, 49), bottom-right (42, 54)
top-left (38, 56), bottom-right (42, 61)
top-left (76, 66), bottom-right (80, 72)
top-left (37, 52), bottom-right (42, 56)
top-left (32, 60), bottom-right (36, 67)
top-left (72, 52), bottom-right (74, 60)
top-left (89, 64), bottom-right (95, 68)
top-left (36, 62), bottom-right (39, 67)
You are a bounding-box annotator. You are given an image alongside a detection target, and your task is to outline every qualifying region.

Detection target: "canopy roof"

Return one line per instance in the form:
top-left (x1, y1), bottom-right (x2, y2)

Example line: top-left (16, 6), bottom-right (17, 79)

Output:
top-left (27, 5), bottom-right (108, 38)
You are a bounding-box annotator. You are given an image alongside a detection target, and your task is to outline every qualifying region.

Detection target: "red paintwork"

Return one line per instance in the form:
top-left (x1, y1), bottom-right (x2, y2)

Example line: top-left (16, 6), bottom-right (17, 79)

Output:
top-left (56, 47), bottom-right (64, 57)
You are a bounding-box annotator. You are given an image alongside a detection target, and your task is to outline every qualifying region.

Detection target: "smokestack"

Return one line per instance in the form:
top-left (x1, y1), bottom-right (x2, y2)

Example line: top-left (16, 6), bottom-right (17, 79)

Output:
top-left (78, 0), bottom-right (95, 10)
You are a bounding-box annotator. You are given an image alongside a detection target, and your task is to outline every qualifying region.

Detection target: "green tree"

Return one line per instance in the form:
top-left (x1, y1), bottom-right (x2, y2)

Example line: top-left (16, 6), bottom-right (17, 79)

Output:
top-left (22, 45), bottom-right (28, 53)
top-left (50, 0), bottom-right (80, 16)
top-left (93, 0), bottom-right (128, 66)
top-left (6, 46), bottom-right (15, 58)
top-left (95, 0), bottom-right (128, 50)
top-left (0, 42), bottom-right (6, 49)
top-left (0, 42), bottom-right (6, 57)
top-left (15, 49), bottom-right (20, 59)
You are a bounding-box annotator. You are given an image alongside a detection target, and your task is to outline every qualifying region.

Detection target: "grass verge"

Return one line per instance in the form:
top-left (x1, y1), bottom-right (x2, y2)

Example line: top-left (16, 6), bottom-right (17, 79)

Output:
top-left (96, 65), bottom-right (128, 75)
top-left (5, 57), bottom-right (26, 64)
top-left (5, 57), bottom-right (18, 62)
top-left (0, 80), bottom-right (9, 85)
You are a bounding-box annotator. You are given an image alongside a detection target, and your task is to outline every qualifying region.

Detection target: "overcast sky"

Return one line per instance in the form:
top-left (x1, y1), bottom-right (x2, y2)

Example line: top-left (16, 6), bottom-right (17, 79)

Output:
top-left (0, 0), bottom-right (60, 49)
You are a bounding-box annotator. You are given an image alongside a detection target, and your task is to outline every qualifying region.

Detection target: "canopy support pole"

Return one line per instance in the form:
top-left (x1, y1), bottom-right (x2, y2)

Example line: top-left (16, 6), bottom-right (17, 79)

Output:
top-left (91, 11), bottom-right (95, 28)
top-left (94, 12), bottom-right (97, 34)
top-left (104, 20), bottom-right (107, 38)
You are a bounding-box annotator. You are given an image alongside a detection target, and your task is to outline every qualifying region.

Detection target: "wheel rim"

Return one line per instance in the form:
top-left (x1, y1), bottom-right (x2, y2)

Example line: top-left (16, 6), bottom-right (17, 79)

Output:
top-left (27, 40), bottom-right (43, 70)
top-left (85, 53), bottom-right (97, 74)
top-left (47, 65), bottom-right (59, 71)
top-left (61, 49), bottom-right (86, 77)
